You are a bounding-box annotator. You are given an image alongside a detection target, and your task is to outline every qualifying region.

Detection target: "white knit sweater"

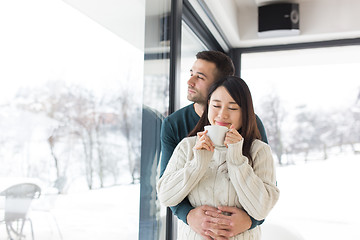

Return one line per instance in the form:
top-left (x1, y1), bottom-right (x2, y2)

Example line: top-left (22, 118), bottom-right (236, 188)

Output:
top-left (157, 136), bottom-right (280, 240)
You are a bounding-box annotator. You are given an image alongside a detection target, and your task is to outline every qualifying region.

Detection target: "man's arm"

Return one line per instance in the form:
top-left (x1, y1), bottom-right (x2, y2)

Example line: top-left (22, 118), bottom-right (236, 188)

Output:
top-left (255, 114), bottom-right (268, 144)
top-left (159, 118), bottom-right (194, 224)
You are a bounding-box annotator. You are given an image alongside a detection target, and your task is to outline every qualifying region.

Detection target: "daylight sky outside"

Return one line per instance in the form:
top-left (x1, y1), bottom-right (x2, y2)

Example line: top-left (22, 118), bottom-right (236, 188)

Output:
top-left (241, 46), bottom-right (360, 112)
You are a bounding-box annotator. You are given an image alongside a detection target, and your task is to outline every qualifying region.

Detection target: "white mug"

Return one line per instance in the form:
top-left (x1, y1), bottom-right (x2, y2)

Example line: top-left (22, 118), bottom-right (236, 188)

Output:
top-left (204, 125), bottom-right (228, 147)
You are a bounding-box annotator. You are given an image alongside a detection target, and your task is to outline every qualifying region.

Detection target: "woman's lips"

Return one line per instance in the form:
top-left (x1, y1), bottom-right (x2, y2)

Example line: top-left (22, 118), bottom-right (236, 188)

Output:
top-left (216, 121), bottom-right (229, 127)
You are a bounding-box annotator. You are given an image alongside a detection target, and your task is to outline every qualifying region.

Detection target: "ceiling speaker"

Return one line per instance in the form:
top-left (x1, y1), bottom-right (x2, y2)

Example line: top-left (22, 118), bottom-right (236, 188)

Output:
top-left (258, 3), bottom-right (300, 37)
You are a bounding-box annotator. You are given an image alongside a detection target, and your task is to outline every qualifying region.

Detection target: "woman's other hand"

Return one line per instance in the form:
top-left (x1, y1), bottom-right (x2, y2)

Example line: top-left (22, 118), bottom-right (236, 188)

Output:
top-left (224, 125), bottom-right (243, 147)
top-left (194, 130), bottom-right (215, 152)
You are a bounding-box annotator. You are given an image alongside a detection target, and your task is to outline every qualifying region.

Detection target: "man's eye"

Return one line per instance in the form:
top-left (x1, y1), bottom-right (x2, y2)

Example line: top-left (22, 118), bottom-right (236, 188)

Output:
top-left (198, 76), bottom-right (204, 80)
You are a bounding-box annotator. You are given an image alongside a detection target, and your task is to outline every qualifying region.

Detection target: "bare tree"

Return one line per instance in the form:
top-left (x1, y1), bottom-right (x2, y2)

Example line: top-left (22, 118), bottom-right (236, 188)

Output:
top-left (112, 89), bottom-right (141, 183)
top-left (15, 80), bottom-right (141, 189)
top-left (259, 93), bottom-right (286, 165)
top-left (16, 81), bottom-right (72, 191)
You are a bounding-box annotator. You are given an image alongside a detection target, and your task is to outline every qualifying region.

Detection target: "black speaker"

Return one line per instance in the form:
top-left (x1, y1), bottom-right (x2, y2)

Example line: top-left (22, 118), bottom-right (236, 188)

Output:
top-left (258, 3), bottom-right (299, 37)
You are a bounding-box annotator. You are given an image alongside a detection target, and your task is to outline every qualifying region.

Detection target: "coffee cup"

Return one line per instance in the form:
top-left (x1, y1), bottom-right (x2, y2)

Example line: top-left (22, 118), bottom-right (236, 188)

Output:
top-left (204, 125), bottom-right (229, 147)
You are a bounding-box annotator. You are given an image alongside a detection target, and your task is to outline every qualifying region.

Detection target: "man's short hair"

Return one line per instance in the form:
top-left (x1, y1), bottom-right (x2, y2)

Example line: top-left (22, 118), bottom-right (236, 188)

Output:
top-left (196, 50), bottom-right (235, 80)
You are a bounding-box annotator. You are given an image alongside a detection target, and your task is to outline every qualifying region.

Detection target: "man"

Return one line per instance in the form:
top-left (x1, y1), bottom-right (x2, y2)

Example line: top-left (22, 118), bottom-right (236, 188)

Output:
top-left (160, 51), bottom-right (267, 239)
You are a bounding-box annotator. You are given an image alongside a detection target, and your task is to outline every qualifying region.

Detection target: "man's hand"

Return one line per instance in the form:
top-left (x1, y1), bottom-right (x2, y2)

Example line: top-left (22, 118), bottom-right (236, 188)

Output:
top-left (203, 206), bottom-right (252, 239)
top-left (187, 205), bottom-right (218, 240)
top-left (187, 205), bottom-right (252, 240)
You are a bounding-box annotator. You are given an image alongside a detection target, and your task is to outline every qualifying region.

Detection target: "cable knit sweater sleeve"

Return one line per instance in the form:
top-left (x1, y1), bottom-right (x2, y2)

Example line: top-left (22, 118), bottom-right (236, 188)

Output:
top-left (227, 139), bottom-right (280, 220)
top-left (157, 137), bottom-right (213, 207)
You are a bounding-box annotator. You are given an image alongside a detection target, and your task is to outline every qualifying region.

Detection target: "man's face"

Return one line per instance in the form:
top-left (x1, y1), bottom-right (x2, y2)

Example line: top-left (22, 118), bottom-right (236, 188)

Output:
top-left (187, 59), bottom-right (217, 105)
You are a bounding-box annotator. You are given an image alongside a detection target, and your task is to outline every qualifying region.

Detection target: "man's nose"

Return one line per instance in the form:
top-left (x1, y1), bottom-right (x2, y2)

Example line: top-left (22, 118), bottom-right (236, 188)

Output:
top-left (187, 75), bottom-right (196, 87)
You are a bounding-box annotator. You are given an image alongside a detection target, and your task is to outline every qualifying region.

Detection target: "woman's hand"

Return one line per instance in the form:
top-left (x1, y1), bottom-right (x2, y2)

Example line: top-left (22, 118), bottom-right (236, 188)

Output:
top-left (224, 125), bottom-right (243, 147)
top-left (194, 130), bottom-right (215, 152)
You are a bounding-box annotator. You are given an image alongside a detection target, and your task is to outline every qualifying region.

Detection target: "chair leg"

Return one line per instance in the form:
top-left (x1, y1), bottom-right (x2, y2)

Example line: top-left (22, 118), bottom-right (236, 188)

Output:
top-left (6, 219), bottom-right (25, 240)
top-left (50, 214), bottom-right (63, 240)
top-left (27, 218), bottom-right (34, 240)
top-left (19, 219), bottom-right (26, 239)
top-left (6, 219), bottom-right (31, 240)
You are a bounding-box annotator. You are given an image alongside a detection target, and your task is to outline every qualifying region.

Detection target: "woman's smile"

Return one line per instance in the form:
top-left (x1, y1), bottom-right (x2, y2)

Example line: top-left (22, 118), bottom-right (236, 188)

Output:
top-left (208, 86), bottom-right (242, 130)
top-left (215, 121), bottom-right (230, 127)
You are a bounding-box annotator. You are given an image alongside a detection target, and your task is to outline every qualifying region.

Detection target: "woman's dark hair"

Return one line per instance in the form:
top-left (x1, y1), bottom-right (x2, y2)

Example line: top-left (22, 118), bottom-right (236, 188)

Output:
top-left (188, 76), bottom-right (261, 166)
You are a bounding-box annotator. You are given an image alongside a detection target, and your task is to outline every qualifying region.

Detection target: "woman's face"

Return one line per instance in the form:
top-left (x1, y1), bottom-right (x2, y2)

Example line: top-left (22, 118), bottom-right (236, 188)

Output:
top-left (208, 86), bottom-right (242, 129)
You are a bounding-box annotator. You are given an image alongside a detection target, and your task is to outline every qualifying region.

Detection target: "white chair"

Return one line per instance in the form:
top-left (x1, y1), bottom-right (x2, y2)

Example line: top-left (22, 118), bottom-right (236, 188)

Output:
top-left (0, 183), bottom-right (41, 240)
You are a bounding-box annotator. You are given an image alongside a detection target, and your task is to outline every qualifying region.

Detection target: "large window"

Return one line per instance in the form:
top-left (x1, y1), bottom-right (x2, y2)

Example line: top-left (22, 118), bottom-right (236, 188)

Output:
top-left (0, 1), bottom-right (144, 239)
top-left (241, 46), bottom-right (360, 240)
top-left (179, 22), bottom-right (207, 108)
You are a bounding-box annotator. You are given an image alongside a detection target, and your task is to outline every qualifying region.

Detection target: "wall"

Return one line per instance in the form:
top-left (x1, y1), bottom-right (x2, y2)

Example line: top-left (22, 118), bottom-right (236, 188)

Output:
top-left (203, 0), bottom-right (360, 47)
top-left (63, 0), bottom-right (145, 51)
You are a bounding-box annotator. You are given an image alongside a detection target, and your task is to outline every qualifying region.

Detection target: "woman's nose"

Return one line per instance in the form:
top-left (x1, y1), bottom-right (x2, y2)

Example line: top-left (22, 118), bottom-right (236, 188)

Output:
top-left (218, 108), bottom-right (228, 118)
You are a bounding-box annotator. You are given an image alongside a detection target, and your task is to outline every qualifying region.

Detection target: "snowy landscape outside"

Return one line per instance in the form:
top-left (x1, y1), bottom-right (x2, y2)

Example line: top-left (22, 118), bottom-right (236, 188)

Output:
top-left (1, 151), bottom-right (359, 240)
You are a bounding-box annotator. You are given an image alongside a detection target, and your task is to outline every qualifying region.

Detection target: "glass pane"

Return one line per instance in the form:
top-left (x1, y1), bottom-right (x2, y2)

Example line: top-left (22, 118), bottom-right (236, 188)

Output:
top-left (241, 46), bottom-right (360, 240)
top-left (179, 22), bottom-right (208, 109)
top-left (0, 0), bottom-right (144, 239)
top-left (140, 0), bottom-right (171, 239)
top-left (155, 20), bottom-right (209, 239)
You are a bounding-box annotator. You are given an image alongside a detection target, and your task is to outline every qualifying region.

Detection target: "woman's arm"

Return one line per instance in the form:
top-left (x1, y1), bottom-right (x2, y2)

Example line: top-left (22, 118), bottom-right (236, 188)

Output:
top-left (157, 138), bottom-right (214, 207)
top-left (226, 140), bottom-right (280, 220)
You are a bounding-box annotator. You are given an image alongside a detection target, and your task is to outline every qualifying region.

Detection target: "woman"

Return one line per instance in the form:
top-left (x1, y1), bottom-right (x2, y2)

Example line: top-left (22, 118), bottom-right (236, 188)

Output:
top-left (157, 76), bottom-right (279, 240)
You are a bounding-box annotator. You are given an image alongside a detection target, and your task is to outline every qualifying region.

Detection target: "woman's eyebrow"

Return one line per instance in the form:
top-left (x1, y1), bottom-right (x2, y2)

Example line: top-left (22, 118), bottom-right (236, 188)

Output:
top-left (211, 99), bottom-right (238, 105)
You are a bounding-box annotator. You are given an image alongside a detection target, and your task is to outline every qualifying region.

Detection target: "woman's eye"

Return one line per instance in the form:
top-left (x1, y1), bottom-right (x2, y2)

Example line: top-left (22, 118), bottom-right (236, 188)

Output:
top-left (212, 105), bottom-right (221, 108)
top-left (229, 108), bottom-right (239, 110)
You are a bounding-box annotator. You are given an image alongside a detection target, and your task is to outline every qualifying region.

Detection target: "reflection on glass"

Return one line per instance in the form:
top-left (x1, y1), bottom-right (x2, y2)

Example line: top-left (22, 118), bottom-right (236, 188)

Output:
top-left (241, 46), bottom-right (360, 240)
top-left (139, 16), bottom-right (208, 240)
top-left (0, 0), bottom-right (144, 239)
top-left (140, 0), bottom-right (171, 239)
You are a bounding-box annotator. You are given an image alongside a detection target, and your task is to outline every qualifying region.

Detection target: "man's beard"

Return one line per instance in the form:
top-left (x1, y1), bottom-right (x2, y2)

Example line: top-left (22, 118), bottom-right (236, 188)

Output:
top-left (187, 88), bottom-right (206, 105)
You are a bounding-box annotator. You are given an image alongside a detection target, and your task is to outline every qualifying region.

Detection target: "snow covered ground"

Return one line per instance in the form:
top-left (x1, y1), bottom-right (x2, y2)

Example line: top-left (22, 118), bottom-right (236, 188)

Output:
top-left (0, 185), bottom-right (140, 240)
top-left (267, 152), bottom-right (360, 240)
top-left (1, 153), bottom-right (359, 240)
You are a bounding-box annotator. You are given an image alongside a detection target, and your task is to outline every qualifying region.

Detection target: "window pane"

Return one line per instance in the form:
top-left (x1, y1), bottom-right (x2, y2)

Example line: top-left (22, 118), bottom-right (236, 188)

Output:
top-left (179, 22), bottom-right (207, 109)
top-left (241, 46), bottom-right (360, 240)
top-left (0, 0), bottom-right (144, 239)
top-left (140, 0), bottom-right (171, 239)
